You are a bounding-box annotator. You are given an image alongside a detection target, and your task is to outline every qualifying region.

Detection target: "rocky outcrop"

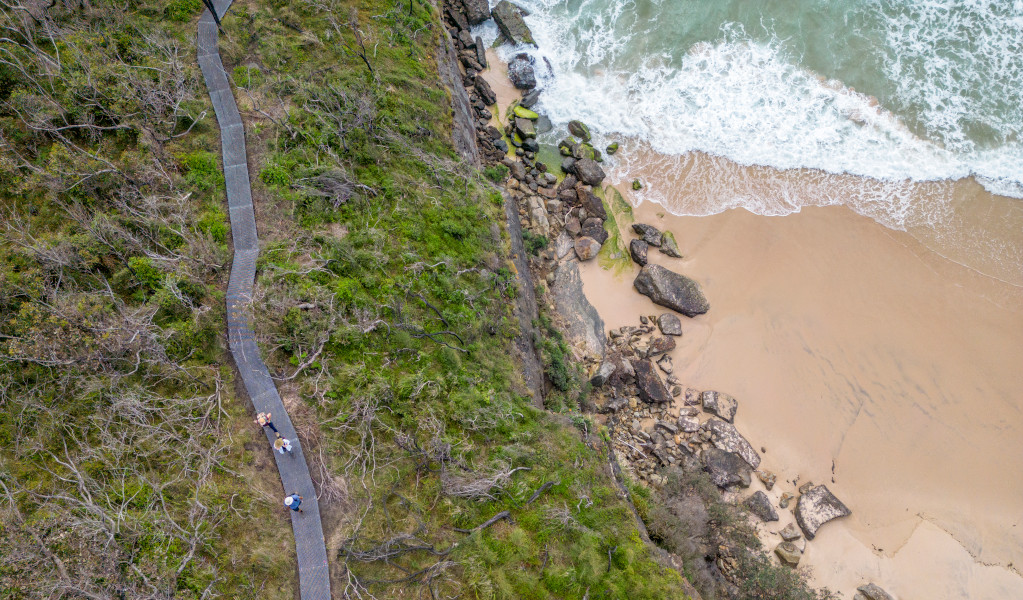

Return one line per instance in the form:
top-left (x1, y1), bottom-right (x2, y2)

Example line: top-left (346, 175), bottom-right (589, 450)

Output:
top-left (701, 390), bottom-right (737, 423)
top-left (795, 485), bottom-right (851, 540)
top-left (551, 261), bottom-right (605, 357)
top-left (744, 491), bottom-right (779, 522)
top-left (573, 158), bottom-right (605, 186)
top-left (492, 1), bottom-right (535, 46)
top-left (633, 265), bottom-right (710, 317)
top-left (634, 359), bottom-right (672, 404)
top-left (705, 418), bottom-right (760, 469)
top-left (703, 447), bottom-right (752, 488)
top-left (474, 76), bottom-right (497, 105)
top-left (656, 313), bottom-right (682, 336)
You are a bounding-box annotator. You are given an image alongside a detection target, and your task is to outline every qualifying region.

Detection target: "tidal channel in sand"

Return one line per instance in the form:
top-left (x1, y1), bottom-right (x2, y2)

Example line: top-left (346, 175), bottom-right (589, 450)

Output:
top-left (579, 192), bottom-right (1023, 599)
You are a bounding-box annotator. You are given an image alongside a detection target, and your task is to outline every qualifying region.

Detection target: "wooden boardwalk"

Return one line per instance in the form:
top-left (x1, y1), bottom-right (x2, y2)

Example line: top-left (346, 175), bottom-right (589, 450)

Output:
top-left (197, 3), bottom-right (332, 597)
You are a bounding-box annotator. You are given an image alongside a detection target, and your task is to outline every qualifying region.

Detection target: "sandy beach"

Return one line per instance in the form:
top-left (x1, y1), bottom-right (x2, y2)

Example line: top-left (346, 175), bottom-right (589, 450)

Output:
top-left (481, 48), bottom-right (1023, 598)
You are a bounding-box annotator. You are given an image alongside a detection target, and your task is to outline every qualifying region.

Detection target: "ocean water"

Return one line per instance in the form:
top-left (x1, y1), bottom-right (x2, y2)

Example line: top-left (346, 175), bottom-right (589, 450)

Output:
top-left (476, 0), bottom-right (1023, 280)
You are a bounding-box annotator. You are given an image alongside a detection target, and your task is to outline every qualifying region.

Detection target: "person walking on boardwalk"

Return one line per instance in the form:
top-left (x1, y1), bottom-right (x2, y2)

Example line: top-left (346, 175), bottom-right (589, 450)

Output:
top-left (284, 492), bottom-right (303, 513)
top-left (273, 433), bottom-right (293, 455)
top-left (255, 411), bottom-right (278, 434)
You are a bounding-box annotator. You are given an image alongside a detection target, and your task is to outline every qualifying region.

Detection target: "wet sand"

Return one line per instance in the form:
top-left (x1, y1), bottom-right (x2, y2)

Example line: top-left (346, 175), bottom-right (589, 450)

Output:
top-left (479, 52), bottom-right (1023, 598)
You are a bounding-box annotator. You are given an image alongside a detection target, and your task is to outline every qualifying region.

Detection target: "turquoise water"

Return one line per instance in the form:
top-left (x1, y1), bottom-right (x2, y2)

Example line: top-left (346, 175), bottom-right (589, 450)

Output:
top-left (481, 0), bottom-right (1023, 198)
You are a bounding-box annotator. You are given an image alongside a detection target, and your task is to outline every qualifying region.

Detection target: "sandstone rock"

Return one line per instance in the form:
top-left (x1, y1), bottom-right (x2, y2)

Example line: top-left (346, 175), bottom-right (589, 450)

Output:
top-left (774, 542), bottom-right (801, 567)
top-left (679, 416), bottom-right (700, 433)
top-left (779, 492), bottom-right (794, 509)
top-left (458, 0), bottom-right (491, 25)
top-left (656, 421), bottom-right (678, 435)
top-left (446, 6), bottom-right (469, 30)
top-left (554, 230), bottom-right (573, 258)
top-left (646, 336), bottom-right (676, 357)
top-left (795, 485), bottom-right (851, 540)
top-left (629, 239), bottom-right (649, 266)
top-left (508, 53), bottom-right (536, 89)
top-left (633, 264), bottom-right (710, 317)
top-left (659, 230), bottom-right (682, 257)
top-left (492, 1), bottom-right (535, 46)
top-left (683, 387), bottom-right (701, 406)
top-left (565, 215), bottom-right (581, 237)
top-left (703, 447), bottom-right (752, 489)
top-left (756, 469), bottom-right (777, 491)
top-left (701, 390), bottom-right (738, 423)
top-left (573, 158), bottom-right (606, 186)
top-left (705, 418), bottom-right (761, 469)
top-left (854, 583), bottom-right (894, 600)
top-left (634, 359), bottom-right (672, 404)
top-left (581, 217), bottom-right (608, 245)
top-left (632, 223), bottom-right (662, 246)
top-left (779, 523), bottom-right (802, 542)
top-left (474, 76), bottom-right (497, 105)
top-left (656, 313), bottom-right (682, 336)
top-left (798, 481), bottom-right (815, 495)
top-left (457, 29), bottom-right (475, 49)
top-left (590, 361), bottom-right (616, 386)
top-left (578, 189), bottom-right (607, 220)
top-left (515, 116), bottom-right (536, 138)
top-left (600, 396), bottom-right (628, 414)
top-left (656, 354), bottom-right (672, 374)
top-left (574, 236), bottom-right (601, 261)
top-left (744, 491), bottom-right (779, 522)
top-left (568, 119), bottom-right (591, 141)
top-left (530, 206), bottom-right (550, 237)
top-left (475, 37), bottom-right (487, 66)
top-left (551, 262), bottom-right (605, 357)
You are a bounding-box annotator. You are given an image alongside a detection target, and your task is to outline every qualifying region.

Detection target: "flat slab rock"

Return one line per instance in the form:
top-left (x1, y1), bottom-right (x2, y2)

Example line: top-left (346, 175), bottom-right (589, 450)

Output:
top-left (701, 390), bottom-right (737, 422)
top-left (551, 262), bottom-right (606, 357)
top-left (633, 264), bottom-right (710, 317)
top-left (795, 484), bottom-right (851, 540)
top-left (705, 418), bottom-right (761, 469)
top-left (853, 583), bottom-right (894, 600)
top-left (703, 447), bottom-right (751, 488)
top-left (633, 358), bottom-right (672, 404)
top-left (744, 490), bottom-right (779, 522)
top-left (774, 541), bottom-right (801, 567)
top-left (656, 313), bottom-right (682, 336)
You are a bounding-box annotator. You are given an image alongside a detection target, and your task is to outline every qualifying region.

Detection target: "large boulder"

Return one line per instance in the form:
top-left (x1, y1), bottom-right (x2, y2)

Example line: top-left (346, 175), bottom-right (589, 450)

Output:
top-left (474, 76), bottom-right (497, 105)
top-left (515, 117), bottom-right (536, 138)
top-left (629, 239), bottom-right (648, 266)
top-left (659, 231), bottom-right (682, 258)
top-left (701, 390), bottom-right (738, 422)
top-left (459, 0), bottom-right (491, 25)
top-left (705, 418), bottom-right (761, 469)
top-left (554, 230), bottom-right (573, 258)
top-left (795, 485), bottom-right (851, 540)
top-left (854, 584), bottom-right (894, 600)
top-left (656, 313), bottom-right (682, 336)
top-left (574, 236), bottom-right (601, 261)
top-left (744, 491), bottom-right (779, 522)
top-left (508, 54), bottom-right (536, 89)
top-left (703, 447), bottom-right (752, 488)
top-left (492, 1), bottom-right (535, 46)
top-left (632, 223), bottom-right (662, 246)
top-left (568, 120), bottom-right (591, 141)
top-left (634, 358), bottom-right (672, 404)
top-left (580, 217), bottom-right (608, 245)
top-left (578, 189), bottom-right (607, 220)
top-left (633, 265), bottom-right (710, 317)
top-left (551, 262), bottom-right (605, 356)
top-left (573, 158), bottom-right (606, 186)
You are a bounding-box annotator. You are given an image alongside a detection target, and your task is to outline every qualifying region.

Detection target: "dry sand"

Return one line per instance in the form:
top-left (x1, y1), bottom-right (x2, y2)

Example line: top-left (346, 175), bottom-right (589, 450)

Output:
top-left (479, 52), bottom-right (1023, 598)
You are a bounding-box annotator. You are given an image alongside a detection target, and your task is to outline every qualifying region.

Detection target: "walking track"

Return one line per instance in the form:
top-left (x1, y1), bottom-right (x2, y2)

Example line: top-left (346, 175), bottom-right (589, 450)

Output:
top-left (197, 3), bottom-right (332, 597)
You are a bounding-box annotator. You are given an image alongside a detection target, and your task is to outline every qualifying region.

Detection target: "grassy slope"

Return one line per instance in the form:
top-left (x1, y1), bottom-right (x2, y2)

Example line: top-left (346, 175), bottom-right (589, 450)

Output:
top-left (217, 0), bottom-right (691, 597)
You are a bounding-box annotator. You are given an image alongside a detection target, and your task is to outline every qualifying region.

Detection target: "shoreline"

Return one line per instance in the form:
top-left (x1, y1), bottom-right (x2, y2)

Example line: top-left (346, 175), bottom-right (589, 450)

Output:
top-left (468, 21), bottom-right (1023, 596)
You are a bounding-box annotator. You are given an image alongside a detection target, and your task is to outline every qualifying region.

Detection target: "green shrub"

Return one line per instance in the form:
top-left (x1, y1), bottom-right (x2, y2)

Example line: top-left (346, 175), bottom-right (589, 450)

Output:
top-left (522, 230), bottom-right (548, 256)
top-left (260, 163), bottom-right (292, 187)
top-left (483, 164), bottom-right (509, 182)
top-left (166, 0), bottom-right (202, 22)
top-left (181, 151), bottom-right (223, 191)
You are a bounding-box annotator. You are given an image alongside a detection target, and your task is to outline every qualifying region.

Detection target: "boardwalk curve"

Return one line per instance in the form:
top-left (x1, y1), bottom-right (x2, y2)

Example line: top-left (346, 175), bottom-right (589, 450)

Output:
top-left (197, 3), bottom-right (332, 598)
